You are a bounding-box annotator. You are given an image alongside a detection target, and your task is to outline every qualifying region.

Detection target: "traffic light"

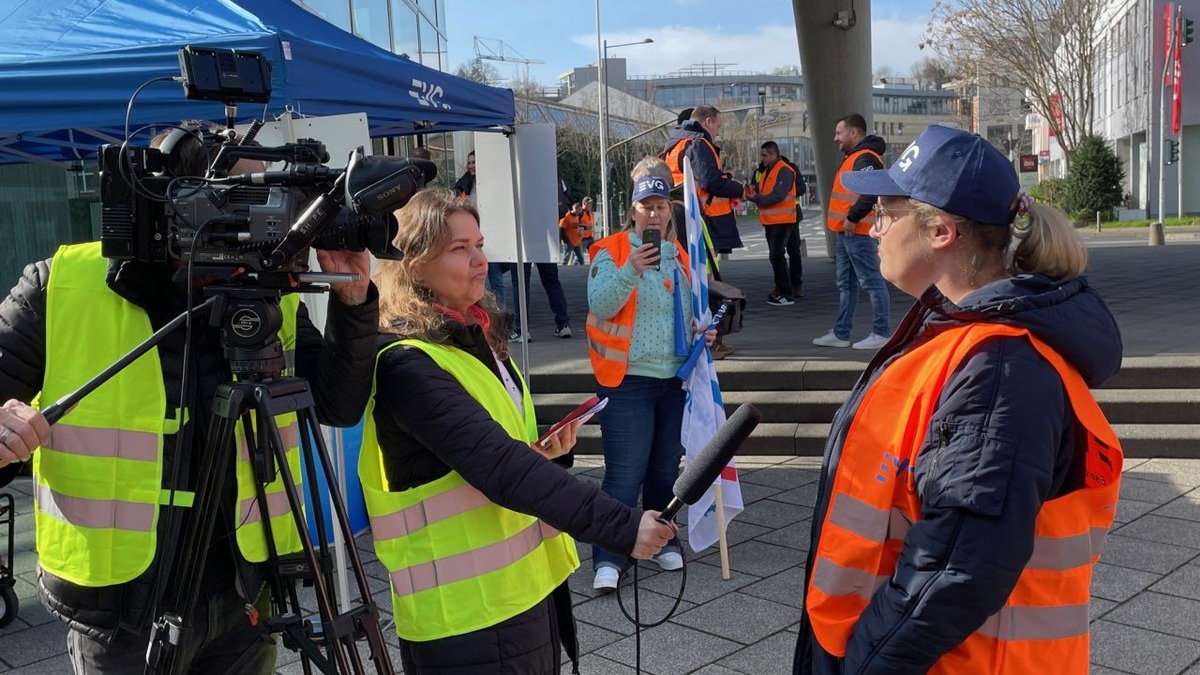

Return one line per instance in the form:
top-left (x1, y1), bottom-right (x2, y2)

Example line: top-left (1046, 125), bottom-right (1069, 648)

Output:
top-left (1185, 18), bottom-right (1195, 46)
top-left (1165, 139), bottom-right (1180, 165)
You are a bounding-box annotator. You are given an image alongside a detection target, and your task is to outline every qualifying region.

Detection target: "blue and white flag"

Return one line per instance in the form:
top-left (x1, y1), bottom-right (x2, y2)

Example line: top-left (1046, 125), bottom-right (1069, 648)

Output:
top-left (679, 158), bottom-right (744, 553)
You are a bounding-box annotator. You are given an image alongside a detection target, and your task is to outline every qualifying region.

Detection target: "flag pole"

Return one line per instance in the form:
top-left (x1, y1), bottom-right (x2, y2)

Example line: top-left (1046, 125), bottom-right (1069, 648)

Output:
top-left (713, 482), bottom-right (731, 580)
top-left (1178, 5), bottom-right (1185, 219)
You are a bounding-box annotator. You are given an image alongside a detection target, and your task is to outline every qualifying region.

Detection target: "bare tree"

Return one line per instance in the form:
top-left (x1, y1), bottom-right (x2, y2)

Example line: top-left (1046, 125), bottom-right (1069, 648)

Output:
top-left (454, 59), bottom-right (502, 87)
top-left (909, 56), bottom-right (954, 88)
top-left (923, 0), bottom-right (1104, 165)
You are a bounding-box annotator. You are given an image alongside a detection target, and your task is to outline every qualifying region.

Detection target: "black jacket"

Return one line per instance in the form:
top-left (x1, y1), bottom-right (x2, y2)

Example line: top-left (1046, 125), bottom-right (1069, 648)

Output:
top-left (843, 135), bottom-right (887, 224)
top-left (795, 274), bottom-right (1122, 675)
top-left (0, 255), bottom-right (379, 639)
top-left (372, 323), bottom-right (643, 671)
top-left (663, 121), bottom-right (744, 202)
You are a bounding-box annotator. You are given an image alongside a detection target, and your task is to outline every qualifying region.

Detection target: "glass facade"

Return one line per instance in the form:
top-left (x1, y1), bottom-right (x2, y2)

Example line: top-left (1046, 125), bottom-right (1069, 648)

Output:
top-left (296, 0), bottom-right (445, 70)
top-left (872, 94), bottom-right (951, 116)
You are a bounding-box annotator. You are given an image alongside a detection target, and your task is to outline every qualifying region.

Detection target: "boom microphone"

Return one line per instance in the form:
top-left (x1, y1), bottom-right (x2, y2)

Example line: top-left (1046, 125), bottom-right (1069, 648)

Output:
top-left (660, 403), bottom-right (762, 523)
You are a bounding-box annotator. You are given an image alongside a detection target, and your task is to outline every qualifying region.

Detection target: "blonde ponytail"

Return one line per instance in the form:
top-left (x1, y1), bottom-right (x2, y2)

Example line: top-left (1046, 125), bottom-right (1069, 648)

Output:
top-left (1010, 203), bottom-right (1088, 280)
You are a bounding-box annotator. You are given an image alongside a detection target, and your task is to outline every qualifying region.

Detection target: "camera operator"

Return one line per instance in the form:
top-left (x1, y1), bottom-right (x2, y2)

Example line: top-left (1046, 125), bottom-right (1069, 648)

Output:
top-left (0, 129), bottom-right (380, 673)
top-left (363, 189), bottom-right (675, 674)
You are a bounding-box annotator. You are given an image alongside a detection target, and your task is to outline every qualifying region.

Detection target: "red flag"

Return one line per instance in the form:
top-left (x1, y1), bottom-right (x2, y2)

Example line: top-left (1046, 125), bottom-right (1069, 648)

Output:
top-left (1166, 3), bottom-right (1176, 87)
top-left (1174, 12), bottom-right (1184, 134)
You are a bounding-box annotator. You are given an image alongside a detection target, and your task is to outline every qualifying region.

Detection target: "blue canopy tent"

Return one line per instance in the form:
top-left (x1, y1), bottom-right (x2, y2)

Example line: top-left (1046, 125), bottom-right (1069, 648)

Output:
top-left (0, 0), bottom-right (516, 165)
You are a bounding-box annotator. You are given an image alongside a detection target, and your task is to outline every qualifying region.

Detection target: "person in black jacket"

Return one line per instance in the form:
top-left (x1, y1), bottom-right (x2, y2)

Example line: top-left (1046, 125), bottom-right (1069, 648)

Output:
top-left (661, 105), bottom-right (745, 253)
top-left (368, 188), bottom-right (675, 674)
top-left (0, 147), bottom-right (380, 673)
top-left (793, 125), bottom-right (1123, 675)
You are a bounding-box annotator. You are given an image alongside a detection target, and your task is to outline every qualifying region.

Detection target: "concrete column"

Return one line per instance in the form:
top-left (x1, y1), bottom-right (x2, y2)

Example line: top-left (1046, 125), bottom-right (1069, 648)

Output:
top-left (793, 0), bottom-right (874, 257)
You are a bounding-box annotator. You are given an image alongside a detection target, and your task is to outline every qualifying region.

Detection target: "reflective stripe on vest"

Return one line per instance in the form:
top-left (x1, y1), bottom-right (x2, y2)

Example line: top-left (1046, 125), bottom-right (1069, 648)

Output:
top-left (664, 136), bottom-right (733, 218)
top-left (585, 234), bottom-right (690, 388)
top-left (36, 242), bottom-right (304, 585)
top-left (360, 339), bottom-right (579, 642)
top-left (825, 149), bottom-right (881, 235)
top-left (805, 323), bottom-right (1123, 674)
top-left (756, 161), bottom-right (798, 225)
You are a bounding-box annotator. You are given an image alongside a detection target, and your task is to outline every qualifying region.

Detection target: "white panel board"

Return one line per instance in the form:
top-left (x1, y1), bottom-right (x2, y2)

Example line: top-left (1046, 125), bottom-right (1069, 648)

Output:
top-left (474, 124), bottom-right (559, 263)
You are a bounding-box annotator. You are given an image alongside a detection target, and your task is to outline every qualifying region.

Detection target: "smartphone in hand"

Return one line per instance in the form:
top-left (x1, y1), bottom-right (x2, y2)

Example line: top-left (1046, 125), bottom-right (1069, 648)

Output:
top-left (642, 227), bottom-right (661, 270)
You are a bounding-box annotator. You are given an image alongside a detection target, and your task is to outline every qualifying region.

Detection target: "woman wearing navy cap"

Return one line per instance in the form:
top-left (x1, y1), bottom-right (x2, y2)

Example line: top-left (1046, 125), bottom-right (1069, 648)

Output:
top-left (585, 168), bottom-right (716, 592)
top-left (794, 125), bottom-right (1124, 675)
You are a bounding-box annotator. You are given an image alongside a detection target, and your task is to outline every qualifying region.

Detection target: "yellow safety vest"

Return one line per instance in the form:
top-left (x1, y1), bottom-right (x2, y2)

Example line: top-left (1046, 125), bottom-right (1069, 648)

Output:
top-left (35, 242), bottom-right (304, 586)
top-left (360, 339), bottom-right (579, 642)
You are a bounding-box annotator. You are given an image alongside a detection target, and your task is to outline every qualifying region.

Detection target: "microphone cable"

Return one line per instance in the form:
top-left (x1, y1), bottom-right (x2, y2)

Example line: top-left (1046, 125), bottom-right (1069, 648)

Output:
top-left (614, 519), bottom-right (689, 675)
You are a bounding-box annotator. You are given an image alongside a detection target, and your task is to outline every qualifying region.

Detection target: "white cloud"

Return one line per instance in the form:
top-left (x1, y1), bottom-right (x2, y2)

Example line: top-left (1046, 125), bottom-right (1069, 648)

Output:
top-left (571, 17), bottom-right (930, 79)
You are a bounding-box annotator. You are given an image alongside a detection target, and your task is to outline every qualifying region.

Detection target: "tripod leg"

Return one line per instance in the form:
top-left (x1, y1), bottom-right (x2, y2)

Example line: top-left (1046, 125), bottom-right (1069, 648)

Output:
top-left (148, 385), bottom-right (244, 675)
top-left (300, 401), bottom-right (393, 667)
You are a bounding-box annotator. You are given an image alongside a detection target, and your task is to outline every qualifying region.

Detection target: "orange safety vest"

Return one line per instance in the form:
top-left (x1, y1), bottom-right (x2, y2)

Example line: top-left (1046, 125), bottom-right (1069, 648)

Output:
top-left (826, 148), bottom-right (882, 235)
top-left (585, 233), bottom-right (690, 387)
top-left (579, 211), bottom-right (595, 239)
top-left (663, 137), bottom-right (733, 218)
top-left (805, 323), bottom-right (1122, 674)
top-left (756, 160), bottom-right (798, 226)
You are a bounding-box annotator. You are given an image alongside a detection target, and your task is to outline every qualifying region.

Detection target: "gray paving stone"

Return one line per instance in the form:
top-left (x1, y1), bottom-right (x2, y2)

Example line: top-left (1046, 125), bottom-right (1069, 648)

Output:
top-left (1119, 476), bottom-right (1193, 505)
top-left (1090, 620), bottom-right (1200, 675)
top-left (1128, 459), bottom-right (1200, 484)
top-left (594, 622), bottom-right (741, 675)
top-left (739, 467), bottom-right (820, 491)
top-left (716, 630), bottom-right (797, 675)
top-left (576, 621), bottom-right (626, 656)
top-left (689, 665), bottom-right (745, 675)
top-left (1104, 592), bottom-right (1200, 641)
top-left (573, 588), bottom-right (696, 636)
top-left (1115, 515), bottom-right (1200, 550)
top-left (1099, 534), bottom-right (1200, 574)
top-left (0, 621), bottom-right (67, 668)
top-left (1150, 563), bottom-right (1200, 601)
top-left (764, 486), bottom-right (818, 507)
top-left (7, 657), bottom-right (71, 674)
top-left (695, 540), bottom-right (801, 579)
top-left (634, 556), bottom-right (758, 605)
top-left (698, 518), bottom-right (774, 549)
top-left (573, 655), bottom-right (637, 674)
top-left (1090, 563), bottom-right (1163, 602)
top-left (672, 592), bottom-right (797, 645)
top-left (1115, 499), bottom-right (1160, 524)
top-left (737, 481), bottom-right (785, 504)
top-left (1091, 597), bottom-right (1118, 623)
top-left (741, 567), bottom-right (806, 610)
top-left (1090, 666), bottom-right (1135, 675)
top-left (753, 520), bottom-right (812, 552)
top-left (734, 499), bottom-right (810, 530)
top-left (1152, 491), bottom-right (1200, 522)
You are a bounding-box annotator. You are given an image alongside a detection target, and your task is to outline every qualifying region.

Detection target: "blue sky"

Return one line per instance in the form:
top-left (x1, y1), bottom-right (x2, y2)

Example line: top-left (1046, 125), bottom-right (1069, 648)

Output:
top-left (444, 0), bottom-right (935, 84)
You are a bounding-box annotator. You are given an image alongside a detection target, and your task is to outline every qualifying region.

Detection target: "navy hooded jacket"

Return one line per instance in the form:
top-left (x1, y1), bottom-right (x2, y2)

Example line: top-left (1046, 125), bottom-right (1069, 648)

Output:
top-left (794, 274), bottom-right (1123, 675)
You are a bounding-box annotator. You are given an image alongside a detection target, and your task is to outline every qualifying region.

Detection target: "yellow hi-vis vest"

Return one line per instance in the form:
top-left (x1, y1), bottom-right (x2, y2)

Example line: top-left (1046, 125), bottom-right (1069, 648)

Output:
top-left (35, 242), bottom-right (304, 586)
top-left (359, 339), bottom-right (579, 642)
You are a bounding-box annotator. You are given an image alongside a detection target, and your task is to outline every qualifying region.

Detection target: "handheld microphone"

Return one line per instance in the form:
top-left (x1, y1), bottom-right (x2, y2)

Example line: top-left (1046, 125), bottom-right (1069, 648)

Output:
top-left (660, 403), bottom-right (761, 523)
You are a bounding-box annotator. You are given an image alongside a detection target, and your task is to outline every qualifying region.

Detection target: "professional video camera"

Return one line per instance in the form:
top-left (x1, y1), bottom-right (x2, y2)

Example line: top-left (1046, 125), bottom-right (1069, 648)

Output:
top-left (98, 46), bottom-right (436, 278)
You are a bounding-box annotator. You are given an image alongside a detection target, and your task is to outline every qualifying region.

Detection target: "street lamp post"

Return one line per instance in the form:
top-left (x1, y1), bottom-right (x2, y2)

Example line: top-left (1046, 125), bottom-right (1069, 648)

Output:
top-left (598, 37), bottom-right (653, 237)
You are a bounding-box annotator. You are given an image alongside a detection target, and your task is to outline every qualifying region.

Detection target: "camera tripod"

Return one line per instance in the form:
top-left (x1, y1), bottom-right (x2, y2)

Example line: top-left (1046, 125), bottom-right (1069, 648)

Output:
top-left (42, 283), bottom-right (392, 675)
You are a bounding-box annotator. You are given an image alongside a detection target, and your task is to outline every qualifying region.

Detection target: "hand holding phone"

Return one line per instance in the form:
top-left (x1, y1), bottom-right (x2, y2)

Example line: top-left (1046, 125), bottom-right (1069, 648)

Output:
top-left (642, 228), bottom-right (662, 270)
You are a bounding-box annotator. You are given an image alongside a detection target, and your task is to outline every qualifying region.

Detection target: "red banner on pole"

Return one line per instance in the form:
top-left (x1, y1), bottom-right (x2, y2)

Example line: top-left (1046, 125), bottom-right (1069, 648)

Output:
top-left (1174, 11), bottom-right (1184, 134)
top-left (1166, 2), bottom-right (1176, 86)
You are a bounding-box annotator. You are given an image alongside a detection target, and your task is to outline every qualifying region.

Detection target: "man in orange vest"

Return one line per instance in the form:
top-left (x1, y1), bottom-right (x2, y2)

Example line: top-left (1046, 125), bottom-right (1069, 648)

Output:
top-left (661, 105), bottom-right (746, 255)
top-left (747, 141), bottom-right (803, 305)
top-left (579, 197), bottom-right (596, 261)
top-left (813, 113), bottom-right (891, 351)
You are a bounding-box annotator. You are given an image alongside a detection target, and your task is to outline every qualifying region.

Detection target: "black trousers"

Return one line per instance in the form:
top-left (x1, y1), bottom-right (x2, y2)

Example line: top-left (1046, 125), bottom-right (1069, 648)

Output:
top-left (765, 223), bottom-right (803, 297)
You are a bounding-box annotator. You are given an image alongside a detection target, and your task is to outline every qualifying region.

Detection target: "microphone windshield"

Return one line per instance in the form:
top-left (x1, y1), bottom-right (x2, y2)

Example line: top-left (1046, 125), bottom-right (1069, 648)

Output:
top-left (673, 403), bottom-right (761, 505)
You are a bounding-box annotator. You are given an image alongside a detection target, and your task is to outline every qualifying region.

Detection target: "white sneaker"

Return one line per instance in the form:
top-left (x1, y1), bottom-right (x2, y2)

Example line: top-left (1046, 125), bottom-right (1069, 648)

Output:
top-left (852, 333), bottom-right (890, 350)
top-left (592, 566), bottom-right (619, 592)
top-left (812, 331), bottom-right (851, 348)
top-left (653, 550), bottom-right (683, 571)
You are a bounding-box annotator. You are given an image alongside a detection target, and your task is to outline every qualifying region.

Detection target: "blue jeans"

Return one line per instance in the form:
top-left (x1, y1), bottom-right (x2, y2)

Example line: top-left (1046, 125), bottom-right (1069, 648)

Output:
top-left (593, 375), bottom-right (685, 571)
top-left (506, 263), bottom-right (571, 332)
top-left (833, 233), bottom-right (890, 340)
top-left (486, 263), bottom-right (506, 301)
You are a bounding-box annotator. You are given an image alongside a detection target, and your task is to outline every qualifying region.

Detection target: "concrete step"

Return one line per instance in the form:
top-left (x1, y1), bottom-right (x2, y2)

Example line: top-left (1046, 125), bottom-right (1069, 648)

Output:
top-left (536, 388), bottom-right (1200, 427)
top-left (529, 356), bottom-right (1200, 393)
top-left (568, 421), bottom-right (1200, 459)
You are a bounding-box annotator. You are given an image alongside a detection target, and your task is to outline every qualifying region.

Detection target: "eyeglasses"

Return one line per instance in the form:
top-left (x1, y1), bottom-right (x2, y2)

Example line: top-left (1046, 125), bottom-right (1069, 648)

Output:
top-left (871, 203), bottom-right (913, 234)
